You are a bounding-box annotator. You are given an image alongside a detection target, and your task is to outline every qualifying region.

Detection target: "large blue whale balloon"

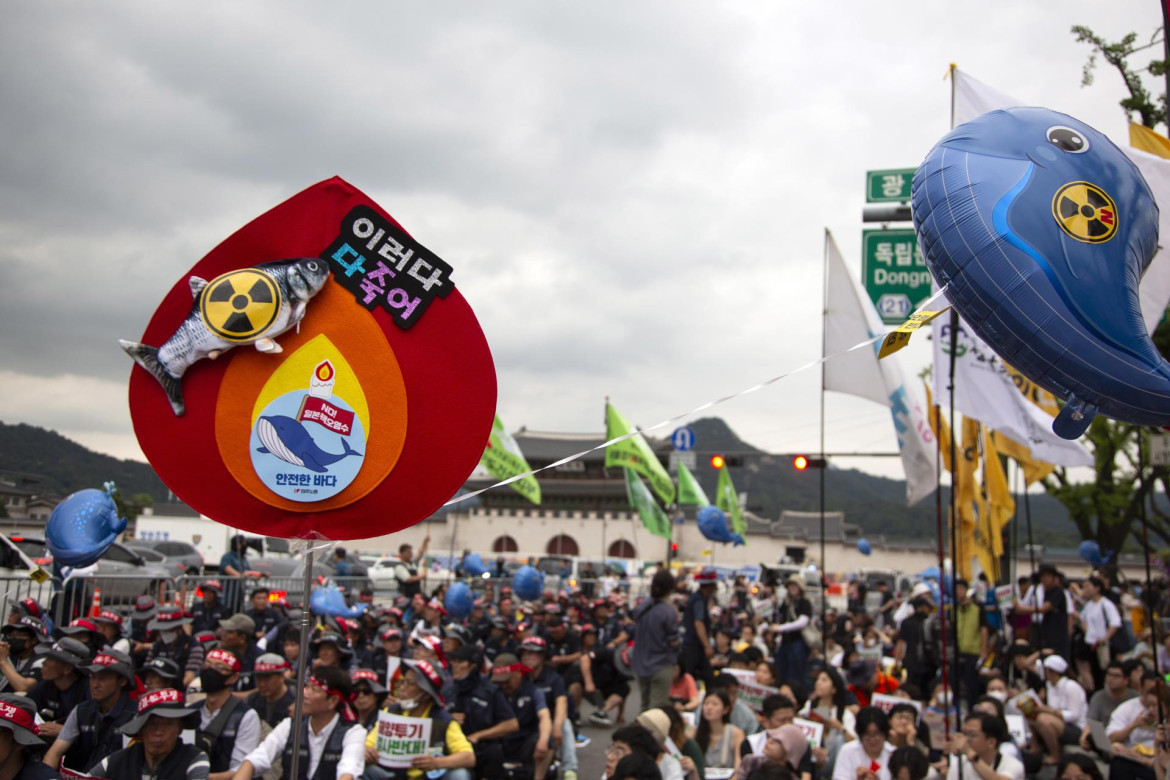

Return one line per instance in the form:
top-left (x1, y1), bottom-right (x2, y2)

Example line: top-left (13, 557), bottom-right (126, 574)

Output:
top-left (512, 565), bottom-right (544, 602)
top-left (697, 505), bottom-right (745, 546)
top-left (444, 582), bottom-right (474, 619)
top-left (309, 583), bottom-right (369, 618)
top-left (912, 107), bottom-right (1162, 438)
top-left (462, 553), bottom-right (486, 578)
top-left (46, 483), bottom-right (127, 567)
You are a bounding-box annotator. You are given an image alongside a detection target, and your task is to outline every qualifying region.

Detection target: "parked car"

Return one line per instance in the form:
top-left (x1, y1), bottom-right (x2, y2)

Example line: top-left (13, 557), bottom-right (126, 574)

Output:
top-left (125, 544), bottom-right (187, 579)
top-left (0, 534), bottom-right (54, 612)
top-left (8, 536), bottom-right (173, 611)
top-left (368, 557), bottom-right (401, 592)
top-left (125, 539), bottom-right (204, 576)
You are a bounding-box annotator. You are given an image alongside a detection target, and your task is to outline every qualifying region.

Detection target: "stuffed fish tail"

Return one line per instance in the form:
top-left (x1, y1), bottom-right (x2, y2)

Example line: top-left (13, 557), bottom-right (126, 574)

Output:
top-left (119, 340), bottom-right (185, 416)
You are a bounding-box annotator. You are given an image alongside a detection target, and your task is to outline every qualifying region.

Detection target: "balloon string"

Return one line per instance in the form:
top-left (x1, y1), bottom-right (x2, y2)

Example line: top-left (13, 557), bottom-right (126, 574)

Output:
top-left (444, 286), bottom-right (950, 507)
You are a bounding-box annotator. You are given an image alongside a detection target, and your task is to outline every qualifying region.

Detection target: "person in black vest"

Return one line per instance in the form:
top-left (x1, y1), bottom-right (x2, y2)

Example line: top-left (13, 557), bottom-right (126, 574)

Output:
top-left (142, 657), bottom-right (183, 692)
top-left (129, 596), bottom-right (158, 668)
top-left (493, 653), bottom-right (553, 780)
top-left (361, 659), bottom-right (474, 780)
top-left (0, 692), bottom-right (59, 779)
top-left (90, 688), bottom-right (208, 779)
top-left (195, 648), bottom-right (260, 780)
top-left (219, 614), bottom-right (261, 693)
top-left (245, 654), bottom-right (295, 730)
top-left (391, 535), bottom-right (429, 603)
top-left (312, 633), bottom-right (356, 676)
top-left (0, 617), bottom-right (46, 694)
top-left (42, 649), bottom-right (135, 773)
top-left (447, 645), bottom-right (517, 778)
top-left (245, 587), bottom-right (285, 642)
top-left (27, 639), bottom-right (92, 743)
top-left (193, 581), bottom-right (229, 636)
top-left (146, 606), bottom-right (203, 688)
top-left (235, 666), bottom-right (366, 780)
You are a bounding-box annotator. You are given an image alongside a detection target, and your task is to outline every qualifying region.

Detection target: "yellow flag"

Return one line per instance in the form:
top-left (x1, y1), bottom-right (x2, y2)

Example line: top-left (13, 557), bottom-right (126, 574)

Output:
top-left (1130, 122), bottom-right (1170, 159)
top-left (954, 418), bottom-right (983, 581)
top-left (976, 428), bottom-right (1015, 580)
top-left (924, 383), bottom-right (953, 473)
top-left (993, 431), bottom-right (1056, 486)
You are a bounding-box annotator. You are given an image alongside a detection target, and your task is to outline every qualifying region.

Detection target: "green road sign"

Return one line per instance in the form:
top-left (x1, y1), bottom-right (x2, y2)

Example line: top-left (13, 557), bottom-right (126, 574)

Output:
top-left (861, 228), bottom-right (932, 324)
top-left (866, 168), bottom-right (916, 203)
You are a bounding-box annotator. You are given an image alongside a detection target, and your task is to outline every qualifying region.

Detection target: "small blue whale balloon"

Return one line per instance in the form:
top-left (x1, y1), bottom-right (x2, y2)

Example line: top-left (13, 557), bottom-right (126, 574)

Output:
top-left (1078, 539), bottom-right (1113, 567)
top-left (913, 107), bottom-right (1162, 438)
top-left (445, 582), bottom-right (474, 619)
top-left (46, 482), bottom-right (127, 567)
top-left (462, 552), bottom-right (487, 577)
top-left (512, 565), bottom-right (544, 602)
top-left (697, 505), bottom-right (745, 546)
top-left (858, 538), bottom-right (872, 556)
top-left (309, 583), bottom-right (369, 618)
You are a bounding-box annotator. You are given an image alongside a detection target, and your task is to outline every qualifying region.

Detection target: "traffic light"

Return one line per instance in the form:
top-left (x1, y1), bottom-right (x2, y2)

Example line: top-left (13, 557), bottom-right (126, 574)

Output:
top-left (710, 455), bottom-right (726, 469)
top-left (793, 455), bottom-right (827, 470)
top-left (710, 454), bottom-right (744, 469)
top-left (670, 542), bottom-right (678, 553)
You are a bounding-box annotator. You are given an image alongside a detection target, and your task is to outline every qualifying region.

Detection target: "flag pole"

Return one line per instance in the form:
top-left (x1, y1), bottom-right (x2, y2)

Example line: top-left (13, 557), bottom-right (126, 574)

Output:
top-left (819, 228), bottom-right (829, 641)
top-left (603, 397), bottom-right (609, 562)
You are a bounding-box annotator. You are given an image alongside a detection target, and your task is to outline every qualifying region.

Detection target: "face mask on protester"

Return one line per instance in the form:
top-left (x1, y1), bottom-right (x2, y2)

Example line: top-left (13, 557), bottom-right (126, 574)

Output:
top-left (160, 629), bottom-right (181, 644)
top-left (200, 668), bottom-right (232, 694)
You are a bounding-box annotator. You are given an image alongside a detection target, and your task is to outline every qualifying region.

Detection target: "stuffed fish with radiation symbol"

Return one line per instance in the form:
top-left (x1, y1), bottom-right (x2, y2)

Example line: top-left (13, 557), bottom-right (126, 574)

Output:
top-left (912, 107), bottom-right (1163, 438)
top-left (46, 482), bottom-right (127, 568)
top-left (120, 258), bottom-right (331, 416)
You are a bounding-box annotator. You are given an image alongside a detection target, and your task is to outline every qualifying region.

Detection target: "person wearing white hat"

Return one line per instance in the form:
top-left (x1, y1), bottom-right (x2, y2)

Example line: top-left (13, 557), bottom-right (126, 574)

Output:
top-left (893, 583), bottom-right (933, 629)
top-left (1025, 655), bottom-right (1086, 767)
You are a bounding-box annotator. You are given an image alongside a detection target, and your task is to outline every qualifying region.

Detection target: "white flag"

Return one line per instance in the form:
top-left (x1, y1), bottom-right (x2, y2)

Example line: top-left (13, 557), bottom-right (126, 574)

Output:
top-left (823, 230), bottom-right (938, 505)
top-left (951, 66), bottom-right (1170, 334)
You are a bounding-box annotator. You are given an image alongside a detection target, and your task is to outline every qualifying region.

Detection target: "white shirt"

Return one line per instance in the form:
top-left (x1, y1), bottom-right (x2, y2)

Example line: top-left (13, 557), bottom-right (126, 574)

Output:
top-left (1046, 677), bottom-right (1088, 730)
top-left (946, 752), bottom-right (1025, 780)
top-left (656, 753), bottom-right (685, 780)
top-left (893, 602), bottom-right (915, 629)
top-left (832, 740), bottom-right (894, 780)
top-left (199, 699), bottom-right (261, 770)
top-left (747, 730), bottom-right (767, 755)
top-left (1081, 598), bottom-right (1122, 645)
top-left (244, 715), bottom-right (366, 779)
top-left (1107, 696), bottom-right (1156, 748)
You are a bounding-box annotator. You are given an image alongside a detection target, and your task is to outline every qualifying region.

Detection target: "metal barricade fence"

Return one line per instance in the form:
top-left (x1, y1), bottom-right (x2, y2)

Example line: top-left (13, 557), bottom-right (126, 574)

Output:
top-left (0, 573), bottom-right (178, 630)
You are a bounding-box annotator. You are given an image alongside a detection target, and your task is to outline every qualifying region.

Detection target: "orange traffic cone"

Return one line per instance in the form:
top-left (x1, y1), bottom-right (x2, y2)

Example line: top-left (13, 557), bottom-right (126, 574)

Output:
top-left (90, 585), bottom-right (102, 618)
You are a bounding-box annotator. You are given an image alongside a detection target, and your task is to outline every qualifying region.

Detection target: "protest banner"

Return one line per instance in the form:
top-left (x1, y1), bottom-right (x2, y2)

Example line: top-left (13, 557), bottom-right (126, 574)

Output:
top-left (996, 585), bottom-right (1015, 613)
top-left (792, 717), bottom-right (826, 748)
top-left (376, 712), bottom-right (432, 769)
top-left (722, 669), bottom-right (778, 712)
top-left (871, 694), bottom-right (921, 721)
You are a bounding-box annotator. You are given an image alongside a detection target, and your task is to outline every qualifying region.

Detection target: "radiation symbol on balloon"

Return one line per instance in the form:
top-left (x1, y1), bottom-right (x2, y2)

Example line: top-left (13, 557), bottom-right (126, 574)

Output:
top-left (1051, 181), bottom-right (1118, 244)
top-left (199, 269), bottom-right (283, 342)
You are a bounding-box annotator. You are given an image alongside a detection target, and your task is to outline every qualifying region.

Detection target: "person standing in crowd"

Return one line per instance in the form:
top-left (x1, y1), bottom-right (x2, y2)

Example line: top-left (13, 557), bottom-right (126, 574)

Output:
top-left (392, 534), bottom-right (430, 602)
top-left (219, 535), bottom-right (259, 614)
top-left (894, 593), bottom-right (937, 696)
top-left (875, 581), bottom-right (896, 629)
top-left (90, 689), bottom-right (208, 780)
top-left (196, 649), bottom-right (261, 780)
top-left (42, 649), bottom-right (135, 773)
top-left (1013, 564), bottom-right (1070, 660)
top-left (773, 575), bottom-right (814, 684)
top-left (632, 569), bottom-right (679, 713)
top-left (146, 606), bottom-right (203, 688)
top-left (682, 569), bottom-right (718, 689)
top-left (1079, 575), bottom-right (1122, 691)
top-left (235, 667), bottom-right (365, 780)
top-left (28, 639), bottom-right (92, 742)
top-left (951, 579), bottom-right (986, 710)
top-left (192, 581), bottom-right (229, 635)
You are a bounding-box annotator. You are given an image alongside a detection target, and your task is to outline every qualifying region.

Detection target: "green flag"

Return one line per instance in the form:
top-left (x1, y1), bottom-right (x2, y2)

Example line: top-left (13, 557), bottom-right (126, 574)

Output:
top-left (716, 467), bottom-right (746, 536)
top-left (624, 468), bottom-right (672, 539)
top-left (479, 415), bottom-right (541, 505)
top-left (676, 460), bottom-right (709, 506)
top-left (604, 402), bottom-right (675, 505)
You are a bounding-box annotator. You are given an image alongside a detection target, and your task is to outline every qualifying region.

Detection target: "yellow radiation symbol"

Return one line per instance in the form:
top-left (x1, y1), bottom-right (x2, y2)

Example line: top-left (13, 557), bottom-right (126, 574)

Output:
top-left (1052, 181), bottom-right (1118, 243)
top-left (200, 269), bottom-right (283, 342)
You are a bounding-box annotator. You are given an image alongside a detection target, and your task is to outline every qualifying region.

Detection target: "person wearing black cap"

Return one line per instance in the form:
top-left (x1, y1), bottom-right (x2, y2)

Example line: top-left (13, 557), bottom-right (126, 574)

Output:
top-left (0, 692), bottom-right (59, 779)
top-left (362, 659), bottom-right (474, 780)
top-left (195, 649), bottom-right (261, 780)
top-left (90, 689), bottom-right (208, 779)
top-left (448, 644), bottom-right (517, 778)
top-left (483, 618), bottom-right (516, 666)
top-left (0, 618), bottom-right (46, 694)
top-left (27, 639), bottom-right (92, 741)
top-left (43, 649), bottom-right (136, 773)
top-left (142, 657), bottom-right (182, 692)
top-left (245, 654), bottom-right (295, 730)
top-left (493, 653), bottom-right (553, 780)
top-left (5, 598), bottom-right (46, 628)
top-left (193, 581), bottom-right (229, 636)
top-left (58, 619), bottom-right (105, 658)
top-left (236, 666), bottom-right (366, 780)
top-left (1013, 564), bottom-right (1071, 660)
top-left (146, 606), bottom-right (203, 688)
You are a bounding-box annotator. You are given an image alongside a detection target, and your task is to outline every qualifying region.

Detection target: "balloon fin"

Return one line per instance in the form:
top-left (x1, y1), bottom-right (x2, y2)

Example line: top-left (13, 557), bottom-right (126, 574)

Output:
top-left (1053, 395), bottom-right (1097, 440)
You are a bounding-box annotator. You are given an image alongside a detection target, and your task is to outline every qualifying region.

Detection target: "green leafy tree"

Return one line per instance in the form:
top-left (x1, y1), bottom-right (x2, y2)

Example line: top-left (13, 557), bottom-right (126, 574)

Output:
top-left (1073, 25), bottom-right (1167, 131)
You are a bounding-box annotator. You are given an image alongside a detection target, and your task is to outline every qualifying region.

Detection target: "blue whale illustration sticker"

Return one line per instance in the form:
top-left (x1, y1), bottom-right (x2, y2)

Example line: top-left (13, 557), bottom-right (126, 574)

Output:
top-left (249, 359), bottom-right (366, 502)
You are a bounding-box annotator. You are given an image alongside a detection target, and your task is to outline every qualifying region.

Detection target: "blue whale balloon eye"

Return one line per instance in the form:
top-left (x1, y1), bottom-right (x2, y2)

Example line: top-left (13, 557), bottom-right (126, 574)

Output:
top-left (1047, 125), bottom-right (1089, 153)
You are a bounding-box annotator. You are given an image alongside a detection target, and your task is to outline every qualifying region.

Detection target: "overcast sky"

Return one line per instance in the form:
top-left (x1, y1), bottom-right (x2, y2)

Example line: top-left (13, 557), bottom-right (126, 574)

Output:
top-left (0, 2), bottom-right (1162, 488)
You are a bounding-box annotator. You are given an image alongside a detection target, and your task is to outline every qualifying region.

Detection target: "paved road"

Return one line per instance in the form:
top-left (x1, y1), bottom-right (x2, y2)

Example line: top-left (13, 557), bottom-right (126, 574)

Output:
top-left (572, 683), bottom-right (643, 780)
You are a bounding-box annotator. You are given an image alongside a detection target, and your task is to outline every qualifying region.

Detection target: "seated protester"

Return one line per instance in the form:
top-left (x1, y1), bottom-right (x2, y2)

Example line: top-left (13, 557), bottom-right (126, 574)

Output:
top-left (218, 614), bottom-right (261, 693)
top-left (832, 708), bottom-right (894, 780)
top-left (663, 705), bottom-right (704, 780)
top-left (668, 663), bottom-right (701, 714)
top-left (410, 636), bottom-right (454, 704)
top-left (1058, 754), bottom-right (1105, 780)
top-left (91, 612), bottom-right (130, 656)
top-left (43, 650), bottom-right (136, 774)
top-left (447, 644), bottom-right (517, 778)
top-left (363, 659), bottom-right (474, 780)
top-left (483, 617), bottom-right (516, 665)
top-left (543, 616), bottom-right (583, 704)
top-left (755, 662), bottom-right (779, 689)
top-left (129, 596), bottom-right (157, 662)
top-left (582, 626), bottom-right (630, 727)
top-left (192, 581), bottom-right (229, 636)
top-left (944, 712), bottom-right (1024, 780)
top-left (142, 657), bottom-right (183, 692)
top-left (695, 690), bottom-right (744, 775)
top-left (58, 619), bottom-right (105, 659)
top-left (606, 725), bottom-right (671, 780)
top-left (887, 703), bottom-right (929, 755)
top-left (0, 692), bottom-right (60, 780)
top-left (1082, 661), bottom-right (1138, 750)
top-left (1107, 671), bottom-right (1162, 780)
top-left (1007, 645), bottom-right (1042, 694)
top-left (280, 624), bottom-right (304, 681)
top-left (610, 752), bottom-right (663, 780)
top-left (711, 674), bottom-right (760, 737)
top-left (0, 618), bottom-right (46, 693)
top-left (364, 629), bottom-right (404, 681)
top-left (236, 667), bottom-right (365, 780)
top-left (634, 709), bottom-right (686, 780)
top-left (440, 625), bottom-right (474, 657)
top-left (89, 689), bottom-right (208, 780)
top-left (889, 746), bottom-right (930, 780)
top-left (313, 632), bottom-right (358, 674)
top-left (521, 637), bottom-right (580, 780)
top-left (245, 654), bottom-right (296, 730)
top-left (801, 667), bottom-right (857, 743)
top-left (145, 606), bottom-right (202, 688)
top-left (245, 587), bottom-right (285, 642)
top-left (492, 653), bottom-right (553, 780)
top-left (846, 660), bottom-right (899, 709)
top-left (969, 698), bottom-right (1023, 763)
top-left (743, 695), bottom-right (797, 758)
top-left (738, 725), bottom-right (808, 780)
top-left (195, 649), bottom-right (261, 780)
top-left (28, 639), bottom-right (92, 742)
top-left (1025, 656), bottom-right (1086, 767)
top-left (350, 670), bottom-right (388, 731)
